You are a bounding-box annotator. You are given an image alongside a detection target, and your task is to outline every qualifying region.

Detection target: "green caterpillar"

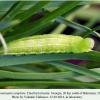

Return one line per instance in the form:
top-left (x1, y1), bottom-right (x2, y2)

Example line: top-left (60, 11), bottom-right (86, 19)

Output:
top-left (0, 34), bottom-right (94, 55)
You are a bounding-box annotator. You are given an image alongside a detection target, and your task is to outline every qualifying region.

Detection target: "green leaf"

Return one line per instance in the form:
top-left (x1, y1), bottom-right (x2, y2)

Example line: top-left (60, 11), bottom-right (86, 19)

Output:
top-left (0, 20), bottom-right (20, 31)
top-left (5, 21), bottom-right (53, 42)
top-left (5, 1), bottom-right (82, 42)
top-left (0, 1), bottom-right (30, 22)
top-left (0, 51), bottom-right (100, 67)
top-left (0, 70), bottom-right (80, 79)
top-left (84, 62), bottom-right (100, 69)
top-left (73, 11), bottom-right (100, 36)
top-left (1, 65), bottom-right (46, 73)
top-left (82, 26), bottom-right (100, 38)
top-left (14, 1), bottom-right (51, 22)
top-left (42, 10), bottom-right (99, 37)
top-left (55, 16), bottom-right (99, 37)
top-left (0, 67), bottom-right (99, 80)
top-left (0, 1), bottom-right (15, 10)
top-left (46, 61), bottom-right (100, 80)
top-left (87, 51), bottom-right (100, 62)
top-left (0, 81), bottom-right (100, 88)
top-left (0, 53), bottom-right (88, 66)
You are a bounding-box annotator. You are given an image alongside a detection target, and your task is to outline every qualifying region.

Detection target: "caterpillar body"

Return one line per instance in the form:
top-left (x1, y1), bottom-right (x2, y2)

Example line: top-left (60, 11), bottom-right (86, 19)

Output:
top-left (0, 34), bottom-right (94, 55)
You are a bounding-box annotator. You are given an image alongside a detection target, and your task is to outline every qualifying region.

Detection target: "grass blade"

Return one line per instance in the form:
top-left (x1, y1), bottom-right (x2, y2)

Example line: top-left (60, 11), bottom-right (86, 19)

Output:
top-left (82, 26), bottom-right (100, 38)
top-left (5, 1), bottom-right (82, 42)
top-left (0, 51), bottom-right (100, 66)
top-left (14, 1), bottom-right (51, 22)
top-left (0, 70), bottom-right (80, 79)
top-left (55, 16), bottom-right (99, 37)
top-left (0, 20), bottom-right (20, 31)
top-left (46, 61), bottom-right (100, 80)
top-left (0, 53), bottom-right (88, 66)
top-left (0, 1), bottom-right (30, 22)
top-left (0, 81), bottom-right (100, 88)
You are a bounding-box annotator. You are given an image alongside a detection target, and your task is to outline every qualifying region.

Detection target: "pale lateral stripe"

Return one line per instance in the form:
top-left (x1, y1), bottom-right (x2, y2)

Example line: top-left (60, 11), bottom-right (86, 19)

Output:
top-left (38, 38), bottom-right (43, 53)
top-left (48, 37), bottom-right (52, 53)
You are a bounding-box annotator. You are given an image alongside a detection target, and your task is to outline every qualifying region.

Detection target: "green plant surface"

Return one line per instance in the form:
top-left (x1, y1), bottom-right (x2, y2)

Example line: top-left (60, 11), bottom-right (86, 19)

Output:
top-left (5, 1), bottom-right (81, 42)
top-left (73, 10), bottom-right (100, 36)
top-left (82, 26), bottom-right (100, 38)
top-left (13, 1), bottom-right (51, 22)
top-left (0, 81), bottom-right (100, 88)
top-left (0, 1), bottom-right (99, 12)
top-left (83, 62), bottom-right (100, 69)
top-left (0, 70), bottom-right (80, 79)
top-left (0, 1), bottom-right (100, 89)
top-left (46, 61), bottom-right (100, 80)
top-left (0, 51), bottom-right (100, 66)
top-left (0, 20), bottom-right (20, 31)
top-left (37, 9), bottom-right (100, 37)
top-left (0, 1), bottom-right (15, 11)
top-left (55, 16), bottom-right (99, 37)
top-left (0, 53), bottom-right (87, 66)
top-left (0, 1), bottom-right (31, 22)
top-left (0, 65), bottom-right (47, 73)
top-left (1, 1), bottom-right (51, 34)
top-left (0, 67), bottom-right (99, 81)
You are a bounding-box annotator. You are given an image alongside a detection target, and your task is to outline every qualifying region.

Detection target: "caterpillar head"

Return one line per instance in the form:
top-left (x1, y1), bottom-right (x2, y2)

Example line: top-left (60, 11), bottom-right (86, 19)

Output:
top-left (83, 38), bottom-right (94, 52)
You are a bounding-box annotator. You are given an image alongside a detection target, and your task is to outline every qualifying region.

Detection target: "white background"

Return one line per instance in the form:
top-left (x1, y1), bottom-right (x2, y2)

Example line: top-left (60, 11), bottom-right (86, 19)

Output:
top-left (0, 89), bottom-right (100, 100)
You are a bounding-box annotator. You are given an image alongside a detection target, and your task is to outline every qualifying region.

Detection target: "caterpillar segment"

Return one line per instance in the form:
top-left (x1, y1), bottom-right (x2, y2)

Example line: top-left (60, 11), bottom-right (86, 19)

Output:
top-left (0, 34), bottom-right (94, 55)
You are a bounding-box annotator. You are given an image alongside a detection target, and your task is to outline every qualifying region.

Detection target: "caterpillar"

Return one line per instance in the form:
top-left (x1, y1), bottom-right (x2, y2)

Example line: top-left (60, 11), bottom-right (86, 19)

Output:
top-left (0, 34), bottom-right (94, 55)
